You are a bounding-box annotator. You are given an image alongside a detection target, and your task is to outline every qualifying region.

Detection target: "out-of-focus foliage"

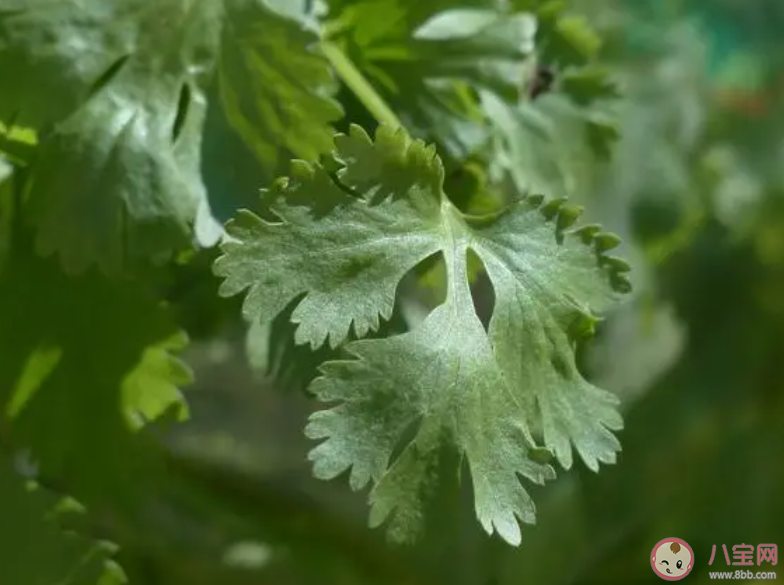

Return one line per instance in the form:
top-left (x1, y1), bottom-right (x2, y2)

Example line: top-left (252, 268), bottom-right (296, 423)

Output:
top-left (1, 0), bottom-right (783, 583)
top-left (0, 456), bottom-right (126, 585)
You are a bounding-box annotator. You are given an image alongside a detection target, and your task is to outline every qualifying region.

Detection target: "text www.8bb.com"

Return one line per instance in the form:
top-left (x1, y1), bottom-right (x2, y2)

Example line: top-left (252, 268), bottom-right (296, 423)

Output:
top-left (709, 570), bottom-right (777, 580)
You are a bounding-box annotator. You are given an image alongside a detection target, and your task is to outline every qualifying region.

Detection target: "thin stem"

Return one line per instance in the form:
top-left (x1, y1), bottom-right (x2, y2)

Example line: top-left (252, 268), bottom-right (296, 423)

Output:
top-left (321, 41), bottom-right (403, 129)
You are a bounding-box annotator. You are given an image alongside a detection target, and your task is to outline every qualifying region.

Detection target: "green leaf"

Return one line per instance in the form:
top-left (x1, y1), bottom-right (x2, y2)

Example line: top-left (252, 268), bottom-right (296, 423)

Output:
top-left (0, 121), bottom-right (37, 165)
top-left (217, 0), bottom-right (343, 167)
top-left (0, 234), bottom-right (192, 504)
top-left (0, 158), bottom-right (11, 275)
top-left (546, 13), bottom-right (602, 66)
top-left (516, 0), bottom-right (602, 67)
top-left (245, 294), bottom-right (410, 393)
top-left (214, 125), bottom-right (628, 545)
top-left (492, 1), bottom-right (619, 194)
top-left (245, 302), bottom-right (343, 392)
top-left (0, 0), bottom-right (342, 275)
top-left (483, 90), bottom-right (617, 197)
top-left (0, 456), bottom-right (127, 585)
top-left (560, 66), bottom-right (621, 106)
top-left (327, 1), bottom-right (535, 157)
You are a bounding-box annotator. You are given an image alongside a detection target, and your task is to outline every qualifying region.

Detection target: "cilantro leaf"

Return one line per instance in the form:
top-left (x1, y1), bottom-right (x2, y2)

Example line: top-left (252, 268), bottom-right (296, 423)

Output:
top-left (214, 125), bottom-right (629, 545)
top-left (245, 292), bottom-right (410, 393)
top-left (0, 121), bottom-right (36, 165)
top-left (483, 90), bottom-right (618, 197)
top-left (535, 8), bottom-right (603, 68)
top-left (0, 0), bottom-right (342, 274)
top-left (327, 1), bottom-right (535, 158)
top-left (485, 2), bottom-right (621, 197)
top-left (215, 135), bottom-right (445, 349)
top-left (0, 456), bottom-right (126, 585)
top-left (218, 0), bottom-right (343, 167)
top-left (0, 234), bottom-right (192, 504)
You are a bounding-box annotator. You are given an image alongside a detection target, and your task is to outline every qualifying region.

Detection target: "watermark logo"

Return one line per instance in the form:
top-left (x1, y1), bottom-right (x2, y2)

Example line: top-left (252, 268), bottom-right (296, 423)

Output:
top-left (652, 537), bottom-right (695, 580)
top-left (707, 543), bottom-right (777, 580)
top-left (708, 543), bottom-right (777, 567)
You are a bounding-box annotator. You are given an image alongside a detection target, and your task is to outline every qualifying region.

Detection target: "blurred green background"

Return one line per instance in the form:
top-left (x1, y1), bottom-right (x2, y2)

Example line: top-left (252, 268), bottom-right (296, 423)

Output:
top-left (109, 0), bottom-right (784, 584)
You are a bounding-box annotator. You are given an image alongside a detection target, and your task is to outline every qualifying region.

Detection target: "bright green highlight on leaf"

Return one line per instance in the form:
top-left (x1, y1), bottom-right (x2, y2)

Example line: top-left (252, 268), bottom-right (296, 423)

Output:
top-left (0, 0), bottom-right (342, 274)
top-left (0, 235), bottom-right (192, 504)
top-left (214, 125), bottom-right (629, 545)
top-left (0, 122), bottom-right (36, 164)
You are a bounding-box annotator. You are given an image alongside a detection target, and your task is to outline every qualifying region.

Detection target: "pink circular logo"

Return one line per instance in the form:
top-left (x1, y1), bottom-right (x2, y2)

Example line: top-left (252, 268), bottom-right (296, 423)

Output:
top-left (651, 537), bottom-right (694, 580)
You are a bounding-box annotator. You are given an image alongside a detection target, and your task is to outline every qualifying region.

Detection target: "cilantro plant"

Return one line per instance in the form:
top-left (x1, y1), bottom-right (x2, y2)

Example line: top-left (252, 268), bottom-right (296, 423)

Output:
top-left (0, 0), bottom-right (629, 582)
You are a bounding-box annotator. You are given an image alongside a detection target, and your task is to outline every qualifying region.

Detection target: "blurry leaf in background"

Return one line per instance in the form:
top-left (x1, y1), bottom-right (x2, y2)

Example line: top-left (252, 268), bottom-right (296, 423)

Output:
top-left (245, 293), bottom-right (410, 395)
top-left (483, 1), bottom-right (620, 199)
top-left (0, 456), bottom-right (126, 585)
top-left (588, 299), bottom-right (686, 403)
top-left (701, 144), bottom-right (764, 235)
top-left (0, 122), bottom-right (36, 165)
top-left (527, 2), bottom-right (602, 67)
top-left (245, 304), bottom-right (341, 394)
top-left (483, 90), bottom-right (616, 197)
top-left (222, 540), bottom-right (274, 570)
top-left (327, 0), bottom-right (536, 158)
top-left (0, 0), bottom-right (341, 274)
top-left (0, 232), bottom-right (192, 507)
top-left (217, 0), bottom-right (343, 168)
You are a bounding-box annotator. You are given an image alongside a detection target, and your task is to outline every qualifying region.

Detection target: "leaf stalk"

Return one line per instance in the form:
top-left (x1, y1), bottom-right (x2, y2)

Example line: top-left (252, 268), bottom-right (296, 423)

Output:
top-left (321, 41), bottom-right (403, 129)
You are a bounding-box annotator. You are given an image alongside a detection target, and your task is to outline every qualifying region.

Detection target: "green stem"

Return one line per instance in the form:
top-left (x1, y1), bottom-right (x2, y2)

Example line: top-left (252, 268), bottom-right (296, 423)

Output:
top-left (321, 41), bottom-right (403, 129)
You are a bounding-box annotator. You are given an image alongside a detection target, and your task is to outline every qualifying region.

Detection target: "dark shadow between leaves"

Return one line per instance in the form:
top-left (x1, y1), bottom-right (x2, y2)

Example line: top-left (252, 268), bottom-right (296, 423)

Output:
top-left (171, 83), bottom-right (191, 143)
top-left (467, 247), bottom-right (494, 332)
top-left (87, 54), bottom-right (130, 100)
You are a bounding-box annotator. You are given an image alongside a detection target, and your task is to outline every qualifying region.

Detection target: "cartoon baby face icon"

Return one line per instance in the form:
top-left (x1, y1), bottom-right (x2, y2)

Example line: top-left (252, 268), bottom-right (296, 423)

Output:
top-left (651, 538), bottom-right (694, 580)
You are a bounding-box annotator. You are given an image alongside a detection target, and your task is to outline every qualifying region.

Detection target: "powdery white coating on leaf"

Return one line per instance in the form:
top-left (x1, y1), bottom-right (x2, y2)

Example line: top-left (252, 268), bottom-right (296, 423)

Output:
top-left (215, 126), bottom-right (447, 349)
top-left (305, 252), bottom-right (557, 547)
top-left (214, 124), bottom-right (630, 545)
